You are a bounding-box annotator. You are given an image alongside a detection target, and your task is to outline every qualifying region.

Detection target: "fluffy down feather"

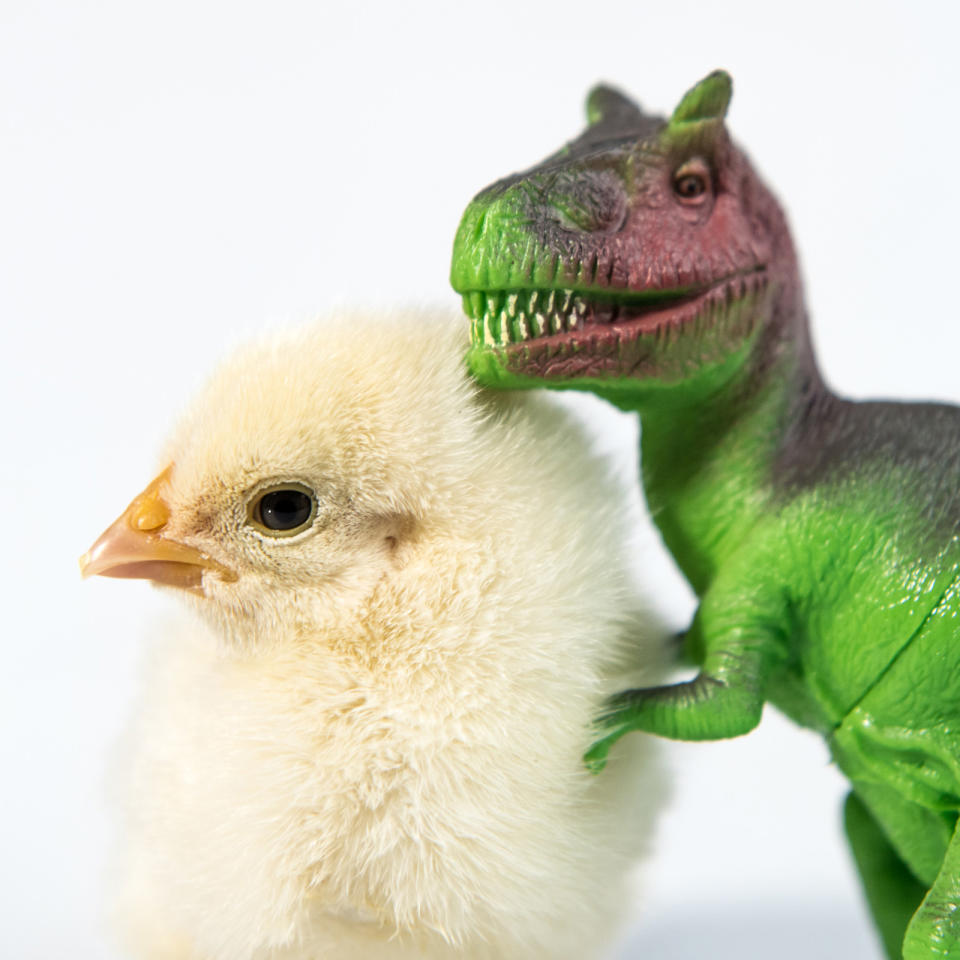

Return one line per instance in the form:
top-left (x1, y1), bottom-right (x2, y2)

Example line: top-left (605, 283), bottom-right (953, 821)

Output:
top-left (102, 311), bottom-right (666, 960)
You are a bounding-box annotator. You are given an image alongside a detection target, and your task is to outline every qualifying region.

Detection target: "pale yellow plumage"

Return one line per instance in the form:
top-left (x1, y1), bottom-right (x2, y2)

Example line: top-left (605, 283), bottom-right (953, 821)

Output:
top-left (99, 311), bottom-right (666, 960)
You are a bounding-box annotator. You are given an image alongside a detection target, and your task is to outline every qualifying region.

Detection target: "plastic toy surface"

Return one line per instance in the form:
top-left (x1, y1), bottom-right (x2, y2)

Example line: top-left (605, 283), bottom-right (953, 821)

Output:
top-left (451, 71), bottom-right (960, 960)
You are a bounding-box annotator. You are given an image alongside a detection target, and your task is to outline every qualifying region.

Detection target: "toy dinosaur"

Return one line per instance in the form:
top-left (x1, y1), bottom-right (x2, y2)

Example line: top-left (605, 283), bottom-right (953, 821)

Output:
top-left (450, 71), bottom-right (960, 960)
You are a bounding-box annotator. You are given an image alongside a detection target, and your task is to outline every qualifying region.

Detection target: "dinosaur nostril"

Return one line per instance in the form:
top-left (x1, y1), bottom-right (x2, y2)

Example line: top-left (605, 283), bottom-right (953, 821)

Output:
top-left (553, 196), bottom-right (625, 233)
top-left (548, 170), bottom-right (627, 235)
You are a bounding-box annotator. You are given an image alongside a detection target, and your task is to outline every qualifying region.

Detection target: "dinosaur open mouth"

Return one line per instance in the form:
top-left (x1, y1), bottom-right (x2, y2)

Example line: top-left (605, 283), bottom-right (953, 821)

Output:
top-left (461, 268), bottom-right (768, 349)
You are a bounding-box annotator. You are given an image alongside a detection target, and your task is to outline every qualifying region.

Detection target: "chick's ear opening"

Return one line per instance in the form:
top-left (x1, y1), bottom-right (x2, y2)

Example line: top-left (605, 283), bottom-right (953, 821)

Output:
top-left (375, 513), bottom-right (418, 557)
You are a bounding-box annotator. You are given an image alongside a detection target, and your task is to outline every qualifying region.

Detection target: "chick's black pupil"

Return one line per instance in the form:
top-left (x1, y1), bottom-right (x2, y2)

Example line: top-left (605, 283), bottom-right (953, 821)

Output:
top-left (258, 490), bottom-right (313, 530)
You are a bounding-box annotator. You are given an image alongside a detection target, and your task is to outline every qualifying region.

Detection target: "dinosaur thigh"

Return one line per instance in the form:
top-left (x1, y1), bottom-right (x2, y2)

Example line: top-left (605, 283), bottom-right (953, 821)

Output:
top-left (831, 590), bottom-right (960, 893)
top-left (832, 587), bottom-right (960, 817)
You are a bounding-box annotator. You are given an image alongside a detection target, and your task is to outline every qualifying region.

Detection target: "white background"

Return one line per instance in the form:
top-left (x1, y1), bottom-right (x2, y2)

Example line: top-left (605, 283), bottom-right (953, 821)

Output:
top-left (2, 1), bottom-right (958, 957)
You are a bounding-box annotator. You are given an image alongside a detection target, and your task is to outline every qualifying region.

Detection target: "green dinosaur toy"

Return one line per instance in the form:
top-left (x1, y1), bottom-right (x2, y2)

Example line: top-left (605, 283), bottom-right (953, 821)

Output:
top-left (450, 71), bottom-right (960, 960)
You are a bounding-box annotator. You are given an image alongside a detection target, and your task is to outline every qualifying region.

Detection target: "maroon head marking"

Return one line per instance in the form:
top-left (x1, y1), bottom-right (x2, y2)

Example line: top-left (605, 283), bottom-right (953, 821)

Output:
top-left (451, 72), bottom-right (801, 385)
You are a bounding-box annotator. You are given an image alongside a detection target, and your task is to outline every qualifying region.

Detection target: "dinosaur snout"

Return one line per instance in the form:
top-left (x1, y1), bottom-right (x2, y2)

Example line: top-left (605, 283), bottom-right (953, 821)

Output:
top-left (450, 168), bottom-right (630, 294)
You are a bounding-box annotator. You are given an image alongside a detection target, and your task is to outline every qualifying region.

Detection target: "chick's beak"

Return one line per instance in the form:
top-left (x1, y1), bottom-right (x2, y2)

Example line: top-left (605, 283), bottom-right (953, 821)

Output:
top-left (79, 467), bottom-right (235, 591)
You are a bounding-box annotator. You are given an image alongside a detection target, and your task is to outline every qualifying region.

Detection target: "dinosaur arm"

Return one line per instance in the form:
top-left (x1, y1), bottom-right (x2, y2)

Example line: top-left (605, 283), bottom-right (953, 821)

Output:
top-left (586, 546), bottom-right (788, 769)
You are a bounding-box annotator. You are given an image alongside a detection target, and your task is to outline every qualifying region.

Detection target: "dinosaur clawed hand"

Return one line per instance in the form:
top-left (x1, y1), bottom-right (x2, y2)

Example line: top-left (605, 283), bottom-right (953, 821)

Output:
top-left (583, 693), bottom-right (643, 774)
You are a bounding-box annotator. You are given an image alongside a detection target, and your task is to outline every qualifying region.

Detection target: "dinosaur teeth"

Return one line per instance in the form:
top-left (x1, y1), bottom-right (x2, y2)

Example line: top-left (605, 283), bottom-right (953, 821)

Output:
top-left (570, 296), bottom-right (587, 330)
top-left (470, 288), bottom-right (581, 343)
top-left (509, 316), bottom-right (529, 343)
top-left (466, 267), bottom-right (770, 349)
top-left (485, 308), bottom-right (506, 345)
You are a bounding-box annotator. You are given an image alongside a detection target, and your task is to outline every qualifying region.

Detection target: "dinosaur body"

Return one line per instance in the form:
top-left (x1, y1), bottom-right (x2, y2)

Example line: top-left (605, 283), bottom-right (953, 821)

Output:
top-left (450, 72), bottom-right (960, 960)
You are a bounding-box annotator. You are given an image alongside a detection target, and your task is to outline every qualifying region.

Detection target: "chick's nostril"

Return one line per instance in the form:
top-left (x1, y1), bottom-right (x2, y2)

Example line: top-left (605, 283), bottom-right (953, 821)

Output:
top-left (127, 463), bottom-right (174, 532)
top-left (131, 495), bottom-right (170, 532)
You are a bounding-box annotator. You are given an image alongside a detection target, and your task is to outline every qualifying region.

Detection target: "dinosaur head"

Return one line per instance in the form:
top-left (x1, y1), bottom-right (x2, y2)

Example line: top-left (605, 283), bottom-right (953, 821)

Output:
top-left (451, 71), bottom-right (800, 396)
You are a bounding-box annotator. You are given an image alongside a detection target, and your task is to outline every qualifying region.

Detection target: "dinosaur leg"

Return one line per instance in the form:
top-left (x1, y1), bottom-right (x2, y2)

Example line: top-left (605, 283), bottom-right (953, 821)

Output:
top-left (903, 816), bottom-right (960, 960)
top-left (851, 780), bottom-right (952, 889)
top-left (844, 778), bottom-right (959, 960)
top-left (844, 792), bottom-right (928, 960)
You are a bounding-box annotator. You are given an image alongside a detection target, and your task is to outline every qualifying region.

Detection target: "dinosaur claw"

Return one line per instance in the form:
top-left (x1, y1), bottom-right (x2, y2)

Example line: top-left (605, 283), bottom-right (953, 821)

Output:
top-left (583, 740), bottom-right (611, 774)
top-left (583, 723), bottom-right (627, 774)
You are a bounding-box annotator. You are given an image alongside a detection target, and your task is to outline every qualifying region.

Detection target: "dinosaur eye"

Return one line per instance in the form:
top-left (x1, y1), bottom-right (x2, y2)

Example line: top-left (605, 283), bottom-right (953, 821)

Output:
top-left (672, 159), bottom-right (711, 204)
top-left (250, 484), bottom-right (316, 536)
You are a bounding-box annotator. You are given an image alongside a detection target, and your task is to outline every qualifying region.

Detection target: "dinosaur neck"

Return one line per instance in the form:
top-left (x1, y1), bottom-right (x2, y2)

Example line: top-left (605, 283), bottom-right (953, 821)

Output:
top-left (603, 294), bottom-right (822, 596)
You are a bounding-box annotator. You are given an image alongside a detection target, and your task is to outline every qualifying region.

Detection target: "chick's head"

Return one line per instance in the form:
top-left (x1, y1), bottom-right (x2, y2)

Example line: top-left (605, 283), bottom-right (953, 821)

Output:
top-left (82, 314), bottom-right (482, 645)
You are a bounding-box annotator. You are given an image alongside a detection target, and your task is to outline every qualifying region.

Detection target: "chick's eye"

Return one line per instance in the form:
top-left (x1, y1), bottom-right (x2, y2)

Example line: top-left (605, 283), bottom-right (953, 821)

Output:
top-left (252, 486), bottom-right (316, 536)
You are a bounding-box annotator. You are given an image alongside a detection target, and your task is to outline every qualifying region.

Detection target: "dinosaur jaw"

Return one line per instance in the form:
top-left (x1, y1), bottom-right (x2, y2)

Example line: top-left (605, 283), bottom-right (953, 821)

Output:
top-left (461, 268), bottom-right (769, 382)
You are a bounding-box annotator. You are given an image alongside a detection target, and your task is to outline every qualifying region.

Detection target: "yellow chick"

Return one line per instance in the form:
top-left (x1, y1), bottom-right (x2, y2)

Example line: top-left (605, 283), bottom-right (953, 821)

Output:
top-left (82, 311), bottom-right (665, 960)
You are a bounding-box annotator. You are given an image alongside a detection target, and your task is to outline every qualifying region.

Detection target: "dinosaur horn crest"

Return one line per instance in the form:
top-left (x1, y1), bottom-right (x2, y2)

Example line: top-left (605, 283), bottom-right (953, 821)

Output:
top-left (586, 84), bottom-right (644, 126)
top-left (670, 70), bottom-right (733, 126)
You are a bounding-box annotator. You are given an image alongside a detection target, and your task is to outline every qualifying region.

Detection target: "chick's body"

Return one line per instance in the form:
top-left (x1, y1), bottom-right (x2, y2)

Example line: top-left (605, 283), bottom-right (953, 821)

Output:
top-left (104, 313), bottom-right (664, 960)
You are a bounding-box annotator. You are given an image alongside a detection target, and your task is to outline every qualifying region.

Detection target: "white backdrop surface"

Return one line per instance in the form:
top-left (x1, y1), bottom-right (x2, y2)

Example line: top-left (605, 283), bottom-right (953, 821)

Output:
top-left (2, 2), bottom-right (958, 958)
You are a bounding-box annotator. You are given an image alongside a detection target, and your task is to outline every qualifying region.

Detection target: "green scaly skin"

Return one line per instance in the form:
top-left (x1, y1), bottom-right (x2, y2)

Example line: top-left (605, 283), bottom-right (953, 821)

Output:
top-left (450, 72), bottom-right (960, 959)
